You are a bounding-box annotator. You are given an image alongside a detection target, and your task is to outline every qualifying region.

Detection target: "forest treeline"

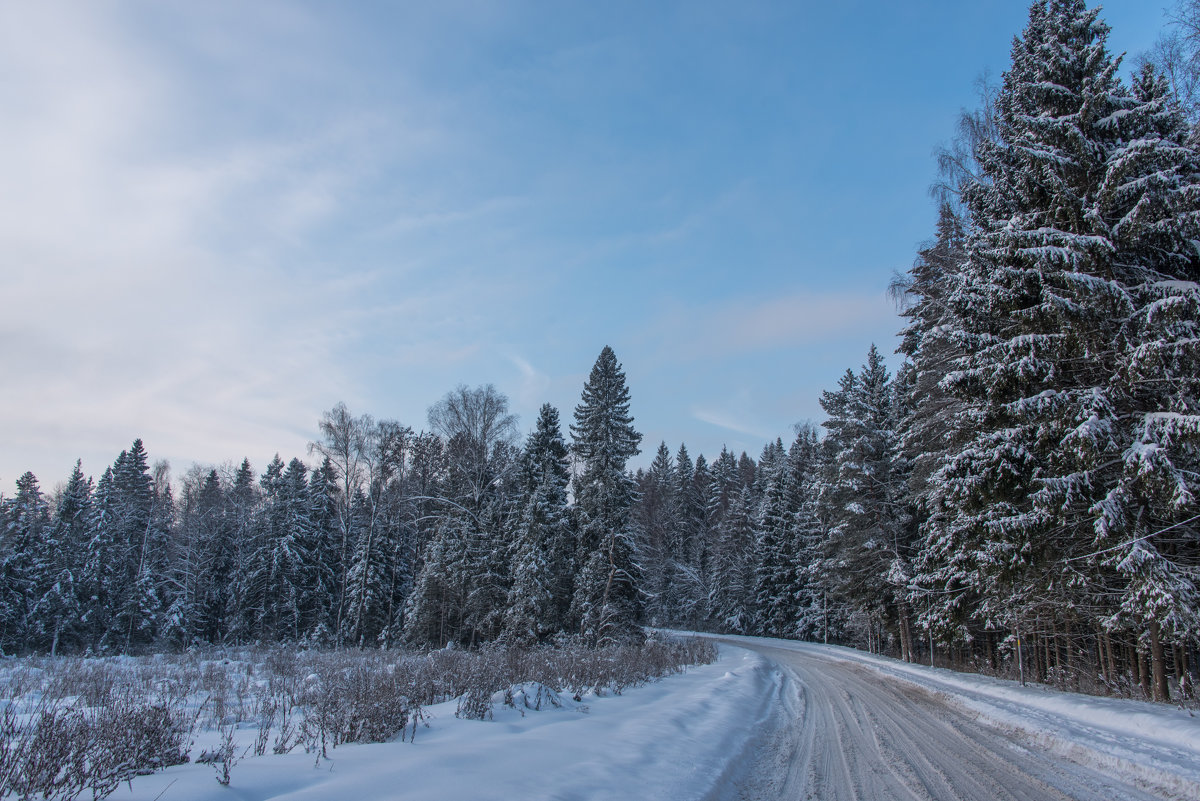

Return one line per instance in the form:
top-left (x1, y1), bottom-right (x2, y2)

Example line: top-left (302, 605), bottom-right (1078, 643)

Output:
top-left (3, 0), bottom-right (1200, 703)
top-left (0, 346), bottom-right (645, 656)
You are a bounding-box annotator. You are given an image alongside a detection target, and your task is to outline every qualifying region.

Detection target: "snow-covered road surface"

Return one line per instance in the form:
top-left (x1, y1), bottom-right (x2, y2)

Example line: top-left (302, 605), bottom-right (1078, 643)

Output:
top-left (716, 636), bottom-right (1200, 801)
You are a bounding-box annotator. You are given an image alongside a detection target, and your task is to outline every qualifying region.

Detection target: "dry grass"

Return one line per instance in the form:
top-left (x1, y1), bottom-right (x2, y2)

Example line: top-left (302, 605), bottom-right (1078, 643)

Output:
top-left (0, 634), bottom-right (716, 799)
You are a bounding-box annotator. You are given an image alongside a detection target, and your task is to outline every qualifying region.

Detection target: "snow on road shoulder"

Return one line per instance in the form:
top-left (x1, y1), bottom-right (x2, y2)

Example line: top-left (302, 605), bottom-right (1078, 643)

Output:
top-left (116, 644), bottom-right (783, 801)
top-left (706, 633), bottom-right (1200, 799)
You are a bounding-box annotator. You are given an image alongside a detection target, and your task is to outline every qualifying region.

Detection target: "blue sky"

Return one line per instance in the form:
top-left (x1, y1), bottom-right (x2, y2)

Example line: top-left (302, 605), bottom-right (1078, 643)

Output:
top-left (0, 0), bottom-right (1168, 491)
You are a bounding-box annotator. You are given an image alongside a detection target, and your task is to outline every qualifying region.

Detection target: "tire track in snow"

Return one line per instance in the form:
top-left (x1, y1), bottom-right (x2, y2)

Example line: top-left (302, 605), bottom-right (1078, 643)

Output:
top-left (726, 641), bottom-right (1176, 801)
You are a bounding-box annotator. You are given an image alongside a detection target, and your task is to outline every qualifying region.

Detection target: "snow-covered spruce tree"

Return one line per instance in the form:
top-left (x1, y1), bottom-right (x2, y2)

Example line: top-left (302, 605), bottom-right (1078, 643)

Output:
top-left (345, 422), bottom-right (414, 647)
top-left (80, 466), bottom-right (116, 649)
top-left (896, 204), bottom-right (971, 505)
top-left (461, 473), bottom-right (518, 646)
top-left (670, 444), bottom-right (708, 626)
top-left (306, 457), bottom-right (341, 643)
top-left (633, 441), bottom-right (707, 627)
top-left (783, 425), bottom-right (830, 643)
top-left (708, 485), bottom-right (757, 634)
top-left (224, 458), bottom-right (260, 643)
top-left (502, 403), bottom-right (575, 645)
top-left (187, 469), bottom-right (233, 644)
top-left (815, 347), bottom-right (911, 655)
top-left (634, 442), bottom-right (676, 626)
top-left (752, 439), bottom-right (797, 638)
top-left (570, 346), bottom-right (644, 646)
top-left (702, 446), bottom-right (740, 629)
top-left (237, 455), bottom-right (287, 641)
top-left (893, 205), bottom-right (978, 655)
top-left (1086, 64), bottom-right (1200, 699)
top-left (271, 458), bottom-right (315, 641)
top-left (917, 1), bottom-right (1200, 692)
top-left (916, 0), bottom-right (1126, 653)
top-left (0, 472), bottom-right (50, 653)
top-left (109, 441), bottom-right (165, 652)
top-left (31, 462), bottom-right (91, 654)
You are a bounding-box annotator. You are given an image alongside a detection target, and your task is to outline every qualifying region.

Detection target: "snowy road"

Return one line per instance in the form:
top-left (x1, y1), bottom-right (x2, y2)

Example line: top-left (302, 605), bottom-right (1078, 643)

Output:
top-left (723, 639), bottom-right (1190, 801)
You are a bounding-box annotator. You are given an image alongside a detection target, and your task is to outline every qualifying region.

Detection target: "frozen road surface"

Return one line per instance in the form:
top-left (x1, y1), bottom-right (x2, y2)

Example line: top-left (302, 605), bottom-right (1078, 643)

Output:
top-left (721, 637), bottom-right (1198, 801)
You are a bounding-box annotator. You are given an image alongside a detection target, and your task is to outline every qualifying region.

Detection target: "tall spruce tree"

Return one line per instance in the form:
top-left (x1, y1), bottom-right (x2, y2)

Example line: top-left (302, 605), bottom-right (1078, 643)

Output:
top-left (570, 346), bottom-right (643, 645)
top-left (34, 462), bottom-right (91, 654)
top-left (635, 443), bottom-right (676, 625)
top-left (914, 1), bottom-right (1200, 695)
top-left (107, 441), bottom-right (163, 652)
top-left (1086, 64), bottom-right (1200, 698)
top-left (503, 404), bottom-right (575, 645)
top-left (191, 469), bottom-right (234, 644)
top-left (709, 485), bottom-right (757, 634)
top-left (0, 472), bottom-right (50, 653)
top-left (752, 440), bottom-right (796, 637)
top-left (814, 348), bottom-right (910, 652)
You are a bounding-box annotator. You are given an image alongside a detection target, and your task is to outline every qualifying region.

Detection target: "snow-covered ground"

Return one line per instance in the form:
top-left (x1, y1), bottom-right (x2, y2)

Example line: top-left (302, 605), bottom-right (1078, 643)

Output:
top-left (86, 635), bottom-right (1200, 800)
top-left (113, 647), bottom-right (784, 801)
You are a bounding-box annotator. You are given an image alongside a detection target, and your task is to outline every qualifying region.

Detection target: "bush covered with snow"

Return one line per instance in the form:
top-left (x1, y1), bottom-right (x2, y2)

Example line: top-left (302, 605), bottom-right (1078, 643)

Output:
top-left (0, 636), bottom-right (716, 798)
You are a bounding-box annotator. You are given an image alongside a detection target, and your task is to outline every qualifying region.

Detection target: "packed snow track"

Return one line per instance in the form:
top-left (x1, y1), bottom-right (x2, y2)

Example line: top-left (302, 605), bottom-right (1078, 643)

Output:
top-left (723, 639), bottom-right (1188, 801)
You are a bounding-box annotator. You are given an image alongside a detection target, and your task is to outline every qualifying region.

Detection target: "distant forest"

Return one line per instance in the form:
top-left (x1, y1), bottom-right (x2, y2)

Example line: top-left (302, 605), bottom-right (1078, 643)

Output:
top-left (4, 0), bottom-right (1200, 704)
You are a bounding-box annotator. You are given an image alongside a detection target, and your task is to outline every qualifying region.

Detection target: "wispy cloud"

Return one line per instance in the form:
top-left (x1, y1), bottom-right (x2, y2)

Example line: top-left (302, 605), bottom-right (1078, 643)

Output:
top-left (690, 407), bottom-right (770, 440)
top-left (503, 351), bottom-right (553, 413)
top-left (641, 289), bottom-right (896, 363)
top-left (0, 2), bottom-right (382, 484)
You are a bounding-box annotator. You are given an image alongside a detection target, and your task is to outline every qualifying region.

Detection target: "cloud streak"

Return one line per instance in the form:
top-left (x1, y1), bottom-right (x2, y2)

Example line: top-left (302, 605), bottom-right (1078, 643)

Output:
top-left (641, 289), bottom-right (897, 364)
top-left (0, 2), bottom-right (378, 485)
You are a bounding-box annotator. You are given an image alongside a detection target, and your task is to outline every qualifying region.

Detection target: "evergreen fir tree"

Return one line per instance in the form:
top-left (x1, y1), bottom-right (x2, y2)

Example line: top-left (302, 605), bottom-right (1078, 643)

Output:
top-left (915, 2), bottom-right (1200, 692)
top-left (635, 442), bottom-right (676, 625)
top-left (709, 486), bottom-right (757, 634)
top-left (110, 441), bottom-right (162, 651)
top-left (33, 462), bottom-right (91, 654)
top-left (225, 459), bottom-right (259, 643)
top-left (503, 404), bottom-right (575, 645)
top-left (569, 346), bottom-right (643, 645)
top-left (815, 348), bottom-right (910, 651)
top-left (0, 472), bottom-right (50, 653)
top-left (192, 469), bottom-right (234, 644)
top-left (307, 458), bottom-right (341, 642)
top-left (670, 444), bottom-right (706, 626)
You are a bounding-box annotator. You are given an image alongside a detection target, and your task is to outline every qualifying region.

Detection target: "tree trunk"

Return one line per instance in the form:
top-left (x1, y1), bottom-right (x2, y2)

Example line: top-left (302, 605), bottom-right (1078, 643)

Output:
top-left (898, 605), bottom-right (913, 663)
top-left (1174, 644), bottom-right (1187, 700)
top-left (1138, 645), bottom-right (1152, 699)
top-left (1149, 620), bottom-right (1170, 702)
top-left (1015, 626), bottom-right (1026, 686)
top-left (1103, 629), bottom-right (1116, 685)
top-left (1127, 640), bottom-right (1139, 690)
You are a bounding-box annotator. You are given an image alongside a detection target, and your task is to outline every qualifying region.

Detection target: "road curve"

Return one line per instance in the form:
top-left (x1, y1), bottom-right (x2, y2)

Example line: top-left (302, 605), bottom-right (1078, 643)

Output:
top-left (723, 640), bottom-right (1173, 801)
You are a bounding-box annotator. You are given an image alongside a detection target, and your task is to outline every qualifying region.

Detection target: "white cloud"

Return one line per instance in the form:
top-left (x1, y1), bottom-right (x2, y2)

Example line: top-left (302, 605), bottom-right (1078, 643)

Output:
top-left (504, 351), bottom-right (553, 413)
top-left (0, 2), bottom-right (376, 486)
top-left (690, 407), bottom-right (770, 440)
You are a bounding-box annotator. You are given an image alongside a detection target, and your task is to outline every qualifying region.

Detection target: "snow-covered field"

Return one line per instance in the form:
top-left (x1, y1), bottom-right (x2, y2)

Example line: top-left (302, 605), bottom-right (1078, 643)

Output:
top-left (106, 647), bottom-right (782, 801)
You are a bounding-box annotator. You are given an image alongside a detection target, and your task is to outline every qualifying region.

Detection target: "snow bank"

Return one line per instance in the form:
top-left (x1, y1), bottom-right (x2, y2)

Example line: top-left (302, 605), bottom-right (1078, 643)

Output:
top-left (114, 645), bottom-right (783, 801)
top-left (707, 633), bottom-right (1200, 799)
